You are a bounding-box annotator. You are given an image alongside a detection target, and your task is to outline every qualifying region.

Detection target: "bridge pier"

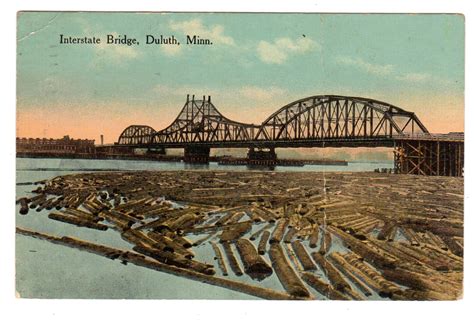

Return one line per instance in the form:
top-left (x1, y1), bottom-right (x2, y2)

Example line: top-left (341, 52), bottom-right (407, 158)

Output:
top-left (394, 140), bottom-right (464, 177)
top-left (247, 147), bottom-right (277, 166)
top-left (146, 147), bottom-right (166, 155)
top-left (184, 146), bottom-right (210, 163)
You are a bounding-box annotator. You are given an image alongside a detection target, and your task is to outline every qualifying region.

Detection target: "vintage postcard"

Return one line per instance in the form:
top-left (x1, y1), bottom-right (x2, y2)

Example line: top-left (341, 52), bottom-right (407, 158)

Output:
top-left (16, 12), bottom-right (464, 300)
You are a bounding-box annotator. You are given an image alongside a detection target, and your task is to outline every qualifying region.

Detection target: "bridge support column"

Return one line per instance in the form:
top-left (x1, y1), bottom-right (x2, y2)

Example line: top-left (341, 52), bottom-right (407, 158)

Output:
top-left (247, 147), bottom-right (277, 166)
top-left (184, 146), bottom-right (210, 164)
top-left (394, 140), bottom-right (463, 177)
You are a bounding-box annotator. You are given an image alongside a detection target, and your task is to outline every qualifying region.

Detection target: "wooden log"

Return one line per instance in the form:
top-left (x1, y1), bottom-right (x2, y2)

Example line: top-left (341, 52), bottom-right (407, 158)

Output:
top-left (167, 213), bottom-right (201, 231)
top-left (391, 289), bottom-right (457, 301)
top-left (270, 219), bottom-right (288, 244)
top-left (235, 239), bottom-right (273, 280)
top-left (215, 211), bottom-right (246, 226)
top-left (441, 236), bottom-right (463, 257)
top-left (311, 252), bottom-right (351, 292)
top-left (387, 226), bottom-right (398, 242)
top-left (48, 212), bottom-right (108, 231)
top-left (220, 221), bottom-right (252, 242)
top-left (221, 242), bottom-right (243, 276)
top-left (425, 231), bottom-right (448, 250)
top-left (300, 272), bottom-right (349, 300)
top-left (29, 194), bottom-right (46, 209)
top-left (160, 229), bottom-right (192, 248)
top-left (326, 226), bottom-right (397, 269)
top-left (63, 208), bottom-right (99, 222)
top-left (19, 198), bottom-right (29, 215)
top-left (309, 226), bottom-right (319, 248)
top-left (318, 228), bottom-right (332, 255)
top-left (291, 240), bottom-right (317, 271)
top-left (268, 244), bottom-right (310, 298)
top-left (258, 231), bottom-right (270, 255)
top-left (121, 229), bottom-right (172, 252)
top-left (402, 228), bottom-right (421, 246)
top-left (284, 243), bottom-right (303, 271)
top-left (328, 252), bottom-right (372, 297)
top-left (342, 252), bottom-right (401, 297)
top-left (147, 231), bottom-right (194, 259)
top-left (100, 210), bottom-right (132, 230)
top-left (210, 242), bottom-right (228, 276)
top-left (133, 243), bottom-right (214, 275)
top-left (283, 227), bottom-right (297, 243)
top-left (381, 268), bottom-right (453, 295)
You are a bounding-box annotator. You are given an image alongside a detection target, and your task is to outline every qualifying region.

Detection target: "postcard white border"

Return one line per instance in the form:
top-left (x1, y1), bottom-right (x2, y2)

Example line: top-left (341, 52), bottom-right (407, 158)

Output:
top-left (1, 1), bottom-right (472, 329)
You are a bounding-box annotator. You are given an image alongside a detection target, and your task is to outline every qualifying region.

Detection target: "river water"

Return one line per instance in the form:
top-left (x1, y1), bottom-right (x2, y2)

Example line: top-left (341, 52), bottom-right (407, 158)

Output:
top-left (16, 157), bottom-right (393, 299)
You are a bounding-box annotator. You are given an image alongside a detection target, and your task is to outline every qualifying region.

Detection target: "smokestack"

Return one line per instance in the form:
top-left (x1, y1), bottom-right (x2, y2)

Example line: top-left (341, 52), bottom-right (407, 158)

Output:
top-left (208, 95), bottom-right (211, 102)
top-left (100, 135), bottom-right (104, 145)
top-left (187, 94), bottom-right (190, 102)
top-left (192, 95), bottom-right (195, 101)
top-left (203, 95), bottom-right (206, 102)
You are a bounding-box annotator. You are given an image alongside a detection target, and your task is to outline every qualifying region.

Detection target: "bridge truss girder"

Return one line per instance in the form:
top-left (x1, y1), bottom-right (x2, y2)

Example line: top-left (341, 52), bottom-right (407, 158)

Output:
top-left (255, 95), bottom-right (428, 141)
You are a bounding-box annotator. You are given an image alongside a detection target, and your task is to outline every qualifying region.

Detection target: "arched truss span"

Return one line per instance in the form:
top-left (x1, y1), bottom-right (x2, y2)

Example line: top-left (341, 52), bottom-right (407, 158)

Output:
top-left (117, 125), bottom-right (156, 145)
top-left (255, 95), bottom-right (429, 141)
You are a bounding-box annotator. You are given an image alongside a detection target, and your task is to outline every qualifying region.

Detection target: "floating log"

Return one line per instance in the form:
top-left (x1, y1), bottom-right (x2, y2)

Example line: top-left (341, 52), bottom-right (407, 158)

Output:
top-left (147, 231), bottom-right (194, 259)
top-left (270, 219), bottom-right (288, 244)
top-left (100, 210), bottom-right (132, 229)
top-left (168, 213), bottom-right (203, 231)
top-left (283, 227), bottom-right (297, 243)
top-left (441, 236), bottom-right (463, 257)
top-left (268, 244), bottom-right (310, 298)
top-left (29, 194), bottom-right (46, 209)
top-left (326, 226), bottom-right (397, 269)
top-left (381, 268), bottom-right (450, 295)
top-left (258, 231), bottom-right (270, 255)
top-left (328, 252), bottom-right (372, 297)
top-left (221, 242), bottom-right (243, 276)
top-left (220, 221), bottom-right (252, 242)
top-left (377, 222), bottom-right (395, 240)
top-left (318, 228), bottom-right (332, 255)
top-left (342, 252), bottom-right (401, 297)
top-left (235, 239), bottom-right (273, 280)
top-left (291, 240), bottom-right (317, 271)
top-left (311, 252), bottom-right (351, 292)
top-left (48, 212), bottom-right (108, 231)
top-left (309, 226), bottom-right (319, 248)
top-left (391, 289), bottom-right (456, 301)
top-left (300, 272), bottom-right (349, 300)
top-left (284, 243), bottom-right (303, 271)
top-left (133, 242), bottom-right (214, 275)
top-left (160, 228), bottom-right (193, 248)
top-left (211, 242), bottom-right (228, 276)
top-left (387, 226), bottom-right (398, 242)
top-left (19, 198), bottom-right (29, 215)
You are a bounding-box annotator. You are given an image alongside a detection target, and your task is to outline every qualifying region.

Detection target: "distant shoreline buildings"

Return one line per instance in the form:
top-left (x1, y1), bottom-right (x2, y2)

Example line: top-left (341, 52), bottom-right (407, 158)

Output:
top-left (16, 135), bottom-right (95, 155)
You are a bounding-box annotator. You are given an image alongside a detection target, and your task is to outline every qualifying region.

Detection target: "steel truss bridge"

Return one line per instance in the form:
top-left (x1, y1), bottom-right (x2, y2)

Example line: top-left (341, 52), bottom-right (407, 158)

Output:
top-left (115, 95), bottom-right (464, 176)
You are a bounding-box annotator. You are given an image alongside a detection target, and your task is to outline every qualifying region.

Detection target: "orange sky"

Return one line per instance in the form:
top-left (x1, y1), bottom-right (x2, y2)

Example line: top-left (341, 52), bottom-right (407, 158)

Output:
top-left (17, 92), bottom-right (464, 145)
